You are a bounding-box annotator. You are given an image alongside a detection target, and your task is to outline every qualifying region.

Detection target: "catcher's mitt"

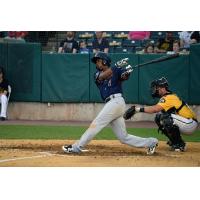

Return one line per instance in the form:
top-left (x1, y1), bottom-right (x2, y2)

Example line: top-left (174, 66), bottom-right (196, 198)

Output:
top-left (123, 106), bottom-right (136, 120)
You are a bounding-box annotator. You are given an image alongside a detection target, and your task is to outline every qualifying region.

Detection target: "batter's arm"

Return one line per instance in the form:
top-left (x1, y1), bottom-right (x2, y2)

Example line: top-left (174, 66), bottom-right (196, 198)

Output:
top-left (98, 68), bottom-right (113, 81)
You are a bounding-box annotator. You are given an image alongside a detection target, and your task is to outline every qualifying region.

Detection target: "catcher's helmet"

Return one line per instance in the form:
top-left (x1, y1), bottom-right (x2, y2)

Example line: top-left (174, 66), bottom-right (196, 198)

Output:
top-left (150, 77), bottom-right (169, 98)
top-left (91, 52), bottom-right (111, 66)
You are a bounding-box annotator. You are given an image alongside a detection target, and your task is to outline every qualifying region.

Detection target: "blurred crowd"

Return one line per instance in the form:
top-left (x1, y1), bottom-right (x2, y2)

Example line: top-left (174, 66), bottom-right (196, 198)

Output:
top-left (0, 31), bottom-right (200, 54)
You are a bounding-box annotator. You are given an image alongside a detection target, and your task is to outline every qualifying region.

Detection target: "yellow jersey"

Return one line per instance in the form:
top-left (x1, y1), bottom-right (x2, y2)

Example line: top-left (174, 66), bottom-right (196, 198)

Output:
top-left (157, 93), bottom-right (197, 120)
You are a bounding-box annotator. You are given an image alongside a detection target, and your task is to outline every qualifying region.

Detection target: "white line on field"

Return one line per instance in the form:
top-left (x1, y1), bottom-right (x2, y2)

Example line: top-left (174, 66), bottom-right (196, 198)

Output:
top-left (0, 152), bottom-right (52, 163)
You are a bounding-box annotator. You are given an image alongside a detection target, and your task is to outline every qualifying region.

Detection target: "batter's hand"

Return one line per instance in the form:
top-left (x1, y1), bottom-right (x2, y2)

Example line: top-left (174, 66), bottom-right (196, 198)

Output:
top-left (115, 58), bottom-right (129, 67)
top-left (123, 106), bottom-right (136, 120)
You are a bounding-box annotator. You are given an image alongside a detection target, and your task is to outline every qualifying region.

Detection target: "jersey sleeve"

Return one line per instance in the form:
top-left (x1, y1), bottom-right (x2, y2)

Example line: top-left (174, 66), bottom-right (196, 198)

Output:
top-left (157, 96), bottom-right (172, 111)
top-left (112, 65), bottom-right (130, 81)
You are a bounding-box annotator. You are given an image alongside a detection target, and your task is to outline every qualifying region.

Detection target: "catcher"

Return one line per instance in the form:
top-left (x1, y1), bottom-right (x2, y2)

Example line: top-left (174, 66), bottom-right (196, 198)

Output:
top-left (124, 77), bottom-right (198, 152)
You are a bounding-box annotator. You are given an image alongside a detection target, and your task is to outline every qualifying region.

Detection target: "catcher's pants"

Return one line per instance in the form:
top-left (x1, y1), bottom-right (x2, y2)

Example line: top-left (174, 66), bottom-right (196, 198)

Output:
top-left (72, 95), bottom-right (158, 152)
top-left (0, 94), bottom-right (8, 118)
top-left (171, 114), bottom-right (198, 135)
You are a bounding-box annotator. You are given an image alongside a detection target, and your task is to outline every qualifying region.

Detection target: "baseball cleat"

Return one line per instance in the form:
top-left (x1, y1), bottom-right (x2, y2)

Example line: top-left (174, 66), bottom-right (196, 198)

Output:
top-left (147, 143), bottom-right (158, 155)
top-left (0, 117), bottom-right (6, 121)
top-left (62, 145), bottom-right (75, 153)
top-left (170, 143), bottom-right (186, 152)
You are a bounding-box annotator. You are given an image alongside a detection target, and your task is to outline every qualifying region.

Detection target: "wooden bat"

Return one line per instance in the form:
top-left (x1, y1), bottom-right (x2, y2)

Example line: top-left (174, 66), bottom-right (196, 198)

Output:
top-left (117, 53), bottom-right (180, 73)
top-left (133, 53), bottom-right (179, 69)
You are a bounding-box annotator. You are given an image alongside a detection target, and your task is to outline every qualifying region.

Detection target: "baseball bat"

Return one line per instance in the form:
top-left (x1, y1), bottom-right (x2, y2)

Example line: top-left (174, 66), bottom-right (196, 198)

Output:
top-left (133, 53), bottom-right (179, 69)
top-left (116, 53), bottom-right (180, 73)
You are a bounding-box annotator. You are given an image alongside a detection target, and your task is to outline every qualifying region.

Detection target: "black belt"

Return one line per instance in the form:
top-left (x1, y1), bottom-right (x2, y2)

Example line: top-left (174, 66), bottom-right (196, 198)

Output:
top-left (105, 94), bottom-right (122, 103)
top-left (192, 118), bottom-right (198, 123)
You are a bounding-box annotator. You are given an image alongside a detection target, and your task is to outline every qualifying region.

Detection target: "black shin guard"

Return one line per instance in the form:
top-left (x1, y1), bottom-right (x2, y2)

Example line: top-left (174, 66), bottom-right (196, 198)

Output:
top-left (155, 113), bottom-right (185, 147)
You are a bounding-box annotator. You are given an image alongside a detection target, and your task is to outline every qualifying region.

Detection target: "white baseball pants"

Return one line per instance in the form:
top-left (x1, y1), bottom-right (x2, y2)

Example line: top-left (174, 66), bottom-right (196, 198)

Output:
top-left (73, 96), bottom-right (158, 152)
top-left (171, 114), bottom-right (198, 135)
top-left (0, 94), bottom-right (8, 118)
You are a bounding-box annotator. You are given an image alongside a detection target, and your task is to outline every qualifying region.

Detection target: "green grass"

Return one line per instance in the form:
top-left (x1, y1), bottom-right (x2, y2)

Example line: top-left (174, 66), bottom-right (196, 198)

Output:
top-left (0, 125), bottom-right (200, 142)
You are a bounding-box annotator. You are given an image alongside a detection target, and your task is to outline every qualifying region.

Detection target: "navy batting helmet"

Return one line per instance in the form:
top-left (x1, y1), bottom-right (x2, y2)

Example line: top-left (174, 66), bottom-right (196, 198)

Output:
top-left (150, 77), bottom-right (169, 98)
top-left (91, 52), bottom-right (111, 66)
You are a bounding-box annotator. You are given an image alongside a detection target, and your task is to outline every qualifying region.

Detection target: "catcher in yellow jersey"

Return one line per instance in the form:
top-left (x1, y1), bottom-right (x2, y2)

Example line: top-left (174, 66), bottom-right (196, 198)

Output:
top-left (124, 77), bottom-right (198, 152)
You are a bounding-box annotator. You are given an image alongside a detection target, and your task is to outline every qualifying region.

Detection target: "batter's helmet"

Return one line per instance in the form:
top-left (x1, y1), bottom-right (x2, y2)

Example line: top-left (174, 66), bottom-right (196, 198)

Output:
top-left (91, 52), bottom-right (111, 66)
top-left (150, 77), bottom-right (169, 98)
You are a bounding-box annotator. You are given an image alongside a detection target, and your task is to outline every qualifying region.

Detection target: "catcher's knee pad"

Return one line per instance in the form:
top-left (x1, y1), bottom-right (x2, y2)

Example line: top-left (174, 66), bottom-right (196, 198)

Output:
top-left (157, 113), bottom-right (174, 133)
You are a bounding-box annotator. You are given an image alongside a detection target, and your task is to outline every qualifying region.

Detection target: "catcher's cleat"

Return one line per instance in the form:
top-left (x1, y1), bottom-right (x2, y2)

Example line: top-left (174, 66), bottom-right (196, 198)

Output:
top-left (62, 145), bottom-right (75, 153)
top-left (170, 143), bottom-right (186, 152)
top-left (147, 143), bottom-right (158, 155)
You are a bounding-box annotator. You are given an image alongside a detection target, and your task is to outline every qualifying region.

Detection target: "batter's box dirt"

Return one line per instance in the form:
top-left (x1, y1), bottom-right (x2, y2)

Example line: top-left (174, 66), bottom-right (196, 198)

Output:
top-left (0, 139), bottom-right (200, 166)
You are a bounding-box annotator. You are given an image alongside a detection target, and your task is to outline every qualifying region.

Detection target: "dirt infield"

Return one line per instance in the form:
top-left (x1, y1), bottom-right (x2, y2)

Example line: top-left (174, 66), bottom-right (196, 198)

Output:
top-left (0, 140), bottom-right (200, 167)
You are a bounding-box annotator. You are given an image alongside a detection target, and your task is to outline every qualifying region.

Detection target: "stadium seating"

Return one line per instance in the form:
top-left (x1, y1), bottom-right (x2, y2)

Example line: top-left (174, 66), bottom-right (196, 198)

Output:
top-left (30, 31), bottom-right (181, 53)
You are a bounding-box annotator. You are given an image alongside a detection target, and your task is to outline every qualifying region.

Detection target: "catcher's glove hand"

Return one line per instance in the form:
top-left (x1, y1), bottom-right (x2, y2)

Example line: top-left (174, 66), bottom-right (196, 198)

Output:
top-left (123, 106), bottom-right (136, 120)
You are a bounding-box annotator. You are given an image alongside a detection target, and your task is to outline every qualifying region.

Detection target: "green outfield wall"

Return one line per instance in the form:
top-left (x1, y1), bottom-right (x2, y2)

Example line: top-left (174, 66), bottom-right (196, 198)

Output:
top-left (0, 42), bottom-right (200, 104)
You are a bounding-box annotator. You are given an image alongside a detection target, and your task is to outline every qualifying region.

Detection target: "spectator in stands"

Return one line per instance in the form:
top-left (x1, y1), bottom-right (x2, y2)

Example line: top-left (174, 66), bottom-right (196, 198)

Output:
top-left (0, 67), bottom-right (9, 121)
top-left (128, 31), bottom-right (150, 40)
top-left (58, 31), bottom-right (79, 53)
top-left (15, 31), bottom-right (28, 42)
top-left (144, 43), bottom-right (155, 53)
top-left (92, 31), bottom-right (109, 53)
top-left (190, 31), bottom-right (200, 43)
top-left (172, 40), bottom-right (180, 53)
top-left (4, 31), bottom-right (28, 42)
top-left (154, 31), bottom-right (174, 53)
top-left (167, 40), bottom-right (190, 55)
top-left (179, 31), bottom-right (200, 49)
top-left (4, 31), bottom-right (16, 40)
top-left (79, 40), bottom-right (89, 54)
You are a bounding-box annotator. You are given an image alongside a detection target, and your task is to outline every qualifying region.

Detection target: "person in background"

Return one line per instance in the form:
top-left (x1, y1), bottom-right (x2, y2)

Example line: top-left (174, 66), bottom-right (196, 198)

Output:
top-left (15, 31), bottom-right (28, 42)
top-left (154, 31), bottom-right (174, 53)
top-left (0, 67), bottom-right (9, 121)
top-left (92, 31), bottom-right (109, 53)
top-left (58, 31), bottom-right (79, 53)
top-left (172, 40), bottom-right (180, 53)
top-left (144, 43), bottom-right (154, 53)
top-left (79, 40), bottom-right (89, 54)
top-left (179, 31), bottom-right (200, 49)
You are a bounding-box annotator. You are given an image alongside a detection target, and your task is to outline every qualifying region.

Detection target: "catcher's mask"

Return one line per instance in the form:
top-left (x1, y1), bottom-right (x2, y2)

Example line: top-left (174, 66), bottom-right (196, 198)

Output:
top-left (150, 77), bottom-right (169, 98)
top-left (91, 52), bottom-right (111, 67)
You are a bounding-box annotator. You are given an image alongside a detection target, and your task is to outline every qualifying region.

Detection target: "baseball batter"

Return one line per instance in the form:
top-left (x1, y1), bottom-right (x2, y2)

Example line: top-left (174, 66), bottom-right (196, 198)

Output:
top-left (124, 77), bottom-right (198, 152)
top-left (62, 52), bottom-right (158, 155)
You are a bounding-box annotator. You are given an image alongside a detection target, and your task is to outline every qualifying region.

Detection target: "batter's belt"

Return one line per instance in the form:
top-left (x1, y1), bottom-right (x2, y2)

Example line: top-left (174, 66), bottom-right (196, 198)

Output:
top-left (105, 93), bottom-right (122, 103)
